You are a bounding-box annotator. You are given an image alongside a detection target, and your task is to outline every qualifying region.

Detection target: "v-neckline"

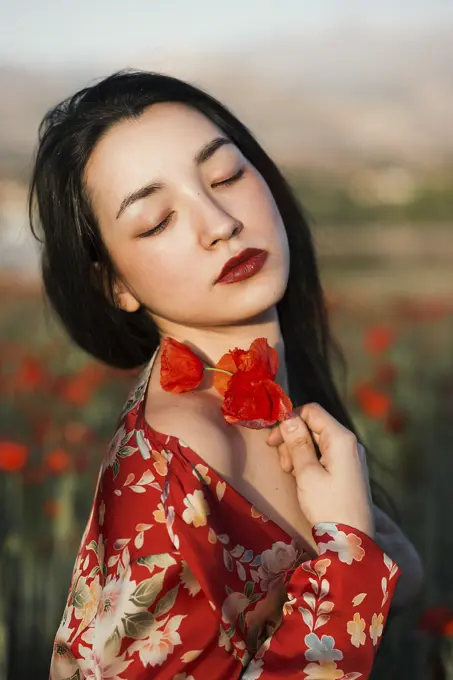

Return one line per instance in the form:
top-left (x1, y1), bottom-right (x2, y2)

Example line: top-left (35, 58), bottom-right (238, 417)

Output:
top-left (135, 347), bottom-right (299, 548)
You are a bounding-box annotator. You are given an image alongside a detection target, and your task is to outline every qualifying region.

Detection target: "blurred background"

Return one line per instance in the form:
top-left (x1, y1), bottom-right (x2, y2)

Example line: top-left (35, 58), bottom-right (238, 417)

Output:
top-left (0, 1), bottom-right (452, 678)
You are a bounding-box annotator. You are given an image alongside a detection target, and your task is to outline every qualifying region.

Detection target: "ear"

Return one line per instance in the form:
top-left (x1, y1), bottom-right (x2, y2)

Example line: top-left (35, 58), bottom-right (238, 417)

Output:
top-left (113, 283), bottom-right (141, 313)
top-left (92, 262), bottom-right (140, 313)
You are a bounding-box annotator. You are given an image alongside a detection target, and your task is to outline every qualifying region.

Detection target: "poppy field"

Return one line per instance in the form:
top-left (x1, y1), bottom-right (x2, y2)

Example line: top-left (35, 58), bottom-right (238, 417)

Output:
top-left (1, 275), bottom-right (453, 679)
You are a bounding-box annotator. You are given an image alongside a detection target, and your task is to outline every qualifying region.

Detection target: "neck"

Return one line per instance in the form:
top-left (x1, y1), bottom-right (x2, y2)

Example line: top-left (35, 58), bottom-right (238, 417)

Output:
top-left (153, 306), bottom-right (288, 394)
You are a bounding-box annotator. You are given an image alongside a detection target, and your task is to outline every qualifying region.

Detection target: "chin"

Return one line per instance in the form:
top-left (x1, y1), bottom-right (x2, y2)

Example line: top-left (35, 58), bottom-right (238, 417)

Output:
top-left (217, 275), bottom-right (288, 325)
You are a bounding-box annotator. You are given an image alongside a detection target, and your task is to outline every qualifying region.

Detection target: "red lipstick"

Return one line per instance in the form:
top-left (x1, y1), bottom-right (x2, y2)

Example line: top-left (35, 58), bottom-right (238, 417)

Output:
top-left (215, 248), bottom-right (268, 284)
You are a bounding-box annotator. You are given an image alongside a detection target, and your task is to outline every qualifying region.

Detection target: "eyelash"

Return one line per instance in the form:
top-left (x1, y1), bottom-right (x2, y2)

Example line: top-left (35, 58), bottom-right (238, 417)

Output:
top-left (212, 166), bottom-right (245, 188)
top-left (140, 167), bottom-right (245, 238)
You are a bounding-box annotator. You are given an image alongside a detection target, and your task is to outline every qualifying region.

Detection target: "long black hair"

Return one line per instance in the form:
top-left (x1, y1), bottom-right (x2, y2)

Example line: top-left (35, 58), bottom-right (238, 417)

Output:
top-left (29, 69), bottom-right (394, 512)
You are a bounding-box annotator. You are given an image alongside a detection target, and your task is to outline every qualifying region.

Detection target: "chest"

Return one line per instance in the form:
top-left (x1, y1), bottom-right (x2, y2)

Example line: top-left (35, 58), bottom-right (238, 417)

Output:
top-left (228, 427), bottom-right (318, 556)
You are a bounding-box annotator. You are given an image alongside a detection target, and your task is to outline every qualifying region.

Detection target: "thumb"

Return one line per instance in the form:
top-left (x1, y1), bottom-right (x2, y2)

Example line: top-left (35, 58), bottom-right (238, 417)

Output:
top-left (279, 415), bottom-right (319, 478)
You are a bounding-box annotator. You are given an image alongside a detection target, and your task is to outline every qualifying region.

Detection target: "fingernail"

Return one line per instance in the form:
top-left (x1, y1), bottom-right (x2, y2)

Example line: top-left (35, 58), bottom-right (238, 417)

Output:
top-left (281, 417), bottom-right (299, 433)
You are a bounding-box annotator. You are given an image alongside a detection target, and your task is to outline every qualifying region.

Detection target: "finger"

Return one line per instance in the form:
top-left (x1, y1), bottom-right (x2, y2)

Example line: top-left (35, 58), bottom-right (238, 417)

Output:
top-left (277, 443), bottom-right (293, 473)
top-left (268, 423), bottom-right (320, 448)
top-left (267, 407), bottom-right (302, 446)
top-left (279, 414), bottom-right (319, 478)
top-left (299, 402), bottom-right (346, 437)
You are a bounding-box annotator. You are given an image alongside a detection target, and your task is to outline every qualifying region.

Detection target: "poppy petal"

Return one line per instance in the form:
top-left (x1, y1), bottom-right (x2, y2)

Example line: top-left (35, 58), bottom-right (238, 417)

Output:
top-left (160, 338), bottom-right (204, 394)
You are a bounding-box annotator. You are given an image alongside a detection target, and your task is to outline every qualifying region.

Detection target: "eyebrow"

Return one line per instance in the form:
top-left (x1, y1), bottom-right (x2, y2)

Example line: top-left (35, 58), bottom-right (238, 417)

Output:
top-left (116, 136), bottom-right (233, 219)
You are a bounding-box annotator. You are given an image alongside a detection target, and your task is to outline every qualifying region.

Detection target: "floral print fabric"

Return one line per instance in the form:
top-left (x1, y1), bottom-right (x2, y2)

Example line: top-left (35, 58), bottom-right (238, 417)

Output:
top-left (50, 357), bottom-right (400, 680)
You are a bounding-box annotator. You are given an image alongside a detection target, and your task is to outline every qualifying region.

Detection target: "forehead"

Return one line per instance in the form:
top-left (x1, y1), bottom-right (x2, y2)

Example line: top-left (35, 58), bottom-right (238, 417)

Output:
top-left (88, 103), bottom-right (224, 176)
top-left (84, 102), bottom-right (228, 212)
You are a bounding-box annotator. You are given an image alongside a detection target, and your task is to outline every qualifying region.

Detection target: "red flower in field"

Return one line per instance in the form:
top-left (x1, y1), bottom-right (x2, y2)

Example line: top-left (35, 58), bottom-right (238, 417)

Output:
top-left (443, 618), bottom-right (453, 637)
top-left (160, 337), bottom-right (204, 394)
top-left (43, 499), bottom-right (62, 519)
top-left (385, 411), bottom-right (407, 434)
top-left (14, 357), bottom-right (46, 391)
top-left (60, 376), bottom-right (93, 405)
top-left (59, 363), bottom-right (108, 405)
top-left (419, 605), bottom-right (452, 634)
top-left (354, 382), bottom-right (391, 419)
top-left (375, 363), bottom-right (398, 385)
top-left (44, 448), bottom-right (71, 474)
top-left (364, 326), bottom-right (396, 356)
top-left (0, 442), bottom-right (28, 472)
top-left (63, 421), bottom-right (92, 445)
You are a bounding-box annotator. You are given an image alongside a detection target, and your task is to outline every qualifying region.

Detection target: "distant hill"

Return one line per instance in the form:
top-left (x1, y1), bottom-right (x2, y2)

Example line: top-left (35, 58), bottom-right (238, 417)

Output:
top-left (1, 21), bottom-right (452, 176)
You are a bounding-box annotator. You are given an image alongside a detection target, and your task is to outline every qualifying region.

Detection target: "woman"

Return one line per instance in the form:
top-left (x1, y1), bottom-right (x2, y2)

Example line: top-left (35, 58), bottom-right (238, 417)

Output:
top-left (29, 71), bottom-right (422, 679)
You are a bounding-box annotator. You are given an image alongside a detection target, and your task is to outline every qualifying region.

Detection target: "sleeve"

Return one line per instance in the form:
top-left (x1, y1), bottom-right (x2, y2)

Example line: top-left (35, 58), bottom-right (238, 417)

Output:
top-left (51, 521), bottom-right (399, 680)
top-left (243, 522), bottom-right (401, 680)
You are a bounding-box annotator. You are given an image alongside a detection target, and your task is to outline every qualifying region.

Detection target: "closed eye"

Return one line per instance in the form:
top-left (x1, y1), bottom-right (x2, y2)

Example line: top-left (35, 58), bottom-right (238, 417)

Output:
top-left (212, 167), bottom-right (245, 189)
top-left (139, 211), bottom-right (174, 238)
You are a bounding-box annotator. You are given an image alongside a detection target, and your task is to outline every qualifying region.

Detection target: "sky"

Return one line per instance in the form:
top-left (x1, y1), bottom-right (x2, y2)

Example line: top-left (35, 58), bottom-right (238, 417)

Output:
top-left (1, 0), bottom-right (453, 67)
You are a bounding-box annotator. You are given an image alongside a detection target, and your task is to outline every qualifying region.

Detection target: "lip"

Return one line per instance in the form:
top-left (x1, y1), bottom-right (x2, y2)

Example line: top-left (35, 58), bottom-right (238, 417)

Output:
top-left (215, 248), bottom-right (268, 284)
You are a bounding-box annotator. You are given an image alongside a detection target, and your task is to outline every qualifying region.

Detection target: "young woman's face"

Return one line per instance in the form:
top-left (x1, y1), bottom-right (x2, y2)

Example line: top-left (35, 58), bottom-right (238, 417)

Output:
top-left (85, 102), bottom-right (290, 329)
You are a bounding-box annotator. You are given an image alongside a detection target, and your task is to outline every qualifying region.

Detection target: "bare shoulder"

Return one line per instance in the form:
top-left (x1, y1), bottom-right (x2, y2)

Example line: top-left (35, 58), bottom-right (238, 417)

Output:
top-left (144, 390), bottom-right (244, 483)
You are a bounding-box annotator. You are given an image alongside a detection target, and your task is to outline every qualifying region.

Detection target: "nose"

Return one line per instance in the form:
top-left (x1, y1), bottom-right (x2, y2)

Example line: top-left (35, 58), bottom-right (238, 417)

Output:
top-left (196, 193), bottom-right (244, 249)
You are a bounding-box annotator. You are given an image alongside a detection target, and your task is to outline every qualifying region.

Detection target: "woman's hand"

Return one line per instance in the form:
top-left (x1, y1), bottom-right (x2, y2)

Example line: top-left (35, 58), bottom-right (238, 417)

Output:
top-left (267, 403), bottom-right (375, 537)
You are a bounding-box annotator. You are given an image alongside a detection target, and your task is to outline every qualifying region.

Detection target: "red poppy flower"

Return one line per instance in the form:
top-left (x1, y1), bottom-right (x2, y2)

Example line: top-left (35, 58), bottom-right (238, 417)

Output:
top-left (364, 326), bottom-right (396, 356)
top-left (222, 371), bottom-right (292, 429)
top-left (160, 336), bottom-right (292, 429)
top-left (419, 605), bottom-right (452, 634)
top-left (385, 411), bottom-right (407, 434)
top-left (354, 381), bottom-right (391, 419)
top-left (14, 356), bottom-right (46, 391)
top-left (0, 442), bottom-right (28, 472)
top-left (213, 338), bottom-right (279, 396)
top-left (160, 337), bottom-right (204, 394)
top-left (443, 617), bottom-right (453, 637)
top-left (43, 499), bottom-right (62, 519)
top-left (44, 448), bottom-right (71, 474)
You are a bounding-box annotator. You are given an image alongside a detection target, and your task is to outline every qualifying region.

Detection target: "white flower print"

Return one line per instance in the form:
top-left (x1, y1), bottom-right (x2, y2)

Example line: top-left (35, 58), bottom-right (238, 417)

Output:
top-left (317, 531), bottom-right (365, 565)
top-left (180, 560), bottom-right (201, 597)
top-left (96, 566), bottom-right (138, 635)
top-left (303, 661), bottom-right (346, 679)
top-left (258, 541), bottom-right (298, 591)
top-left (181, 489), bottom-right (210, 528)
top-left (369, 612), bottom-right (384, 646)
top-left (166, 505), bottom-right (180, 549)
top-left (135, 428), bottom-right (151, 460)
top-left (128, 614), bottom-right (186, 667)
top-left (51, 608), bottom-right (79, 679)
top-left (78, 643), bottom-right (133, 679)
top-left (304, 633), bottom-right (343, 663)
top-left (347, 613), bottom-right (366, 648)
top-left (102, 425), bottom-right (136, 476)
top-left (72, 574), bottom-right (102, 632)
top-left (242, 658), bottom-right (264, 679)
top-left (221, 591), bottom-right (250, 624)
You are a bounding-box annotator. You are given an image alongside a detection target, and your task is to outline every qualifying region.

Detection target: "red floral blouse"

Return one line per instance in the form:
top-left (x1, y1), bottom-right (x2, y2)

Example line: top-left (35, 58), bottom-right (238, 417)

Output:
top-left (50, 353), bottom-right (401, 680)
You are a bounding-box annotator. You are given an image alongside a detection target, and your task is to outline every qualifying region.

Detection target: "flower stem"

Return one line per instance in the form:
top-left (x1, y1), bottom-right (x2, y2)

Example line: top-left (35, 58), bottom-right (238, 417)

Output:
top-left (204, 367), bottom-right (233, 376)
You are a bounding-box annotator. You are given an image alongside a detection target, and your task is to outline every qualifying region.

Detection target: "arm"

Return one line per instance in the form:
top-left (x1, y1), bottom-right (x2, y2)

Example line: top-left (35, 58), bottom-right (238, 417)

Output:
top-left (245, 522), bottom-right (400, 680)
top-left (51, 526), bottom-right (399, 680)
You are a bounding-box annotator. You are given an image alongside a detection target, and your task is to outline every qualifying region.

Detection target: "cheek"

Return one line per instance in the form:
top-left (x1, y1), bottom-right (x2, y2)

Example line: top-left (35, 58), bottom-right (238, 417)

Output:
top-left (244, 173), bottom-right (286, 235)
top-left (119, 240), bottom-right (200, 306)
